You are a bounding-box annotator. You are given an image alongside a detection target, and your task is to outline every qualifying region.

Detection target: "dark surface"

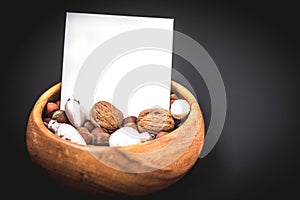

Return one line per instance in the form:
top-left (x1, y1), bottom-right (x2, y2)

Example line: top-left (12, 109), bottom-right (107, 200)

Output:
top-left (3, 0), bottom-right (299, 199)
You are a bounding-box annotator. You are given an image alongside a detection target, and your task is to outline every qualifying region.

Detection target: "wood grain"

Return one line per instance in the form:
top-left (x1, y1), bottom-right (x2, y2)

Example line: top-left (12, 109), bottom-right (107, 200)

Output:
top-left (26, 81), bottom-right (205, 197)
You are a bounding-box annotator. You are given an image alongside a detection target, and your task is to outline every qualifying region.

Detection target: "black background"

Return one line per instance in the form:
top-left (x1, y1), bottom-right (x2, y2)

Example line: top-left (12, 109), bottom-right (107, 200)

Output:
top-left (3, 0), bottom-right (299, 199)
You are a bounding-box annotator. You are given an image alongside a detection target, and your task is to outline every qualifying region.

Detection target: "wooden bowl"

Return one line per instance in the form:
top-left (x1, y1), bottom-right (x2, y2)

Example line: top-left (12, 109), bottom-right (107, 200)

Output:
top-left (26, 81), bottom-right (205, 197)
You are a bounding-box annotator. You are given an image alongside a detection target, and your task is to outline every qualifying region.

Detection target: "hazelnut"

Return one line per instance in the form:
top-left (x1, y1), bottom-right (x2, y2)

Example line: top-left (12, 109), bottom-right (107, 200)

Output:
top-left (77, 127), bottom-right (95, 145)
top-left (123, 122), bottom-right (138, 131)
top-left (156, 131), bottom-right (170, 139)
top-left (122, 116), bottom-right (138, 131)
top-left (43, 117), bottom-right (51, 123)
top-left (52, 110), bottom-right (70, 123)
top-left (170, 99), bottom-right (175, 106)
top-left (91, 127), bottom-right (110, 146)
top-left (122, 116), bottom-right (137, 126)
top-left (55, 100), bottom-right (61, 108)
top-left (170, 93), bottom-right (179, 107)
top-left (45, 102), bottom-right (59, 117)
top-left (83, 120), bottom-right (95, 132)
top-left (170, 93), bottom-right (179, 100)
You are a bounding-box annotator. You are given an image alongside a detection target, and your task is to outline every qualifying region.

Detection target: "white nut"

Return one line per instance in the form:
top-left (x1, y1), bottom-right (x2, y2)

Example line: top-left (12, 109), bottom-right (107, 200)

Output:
top-left (170, 99), bottom-right (190, 120)
top-left (64, 98), bottom-right (86, 128)
top-left (139, 132), bottom-right (152, 142)
top-left (48, 119), bottom-right (86, 145)
top-left (109, 127), bottom-right (151, 147)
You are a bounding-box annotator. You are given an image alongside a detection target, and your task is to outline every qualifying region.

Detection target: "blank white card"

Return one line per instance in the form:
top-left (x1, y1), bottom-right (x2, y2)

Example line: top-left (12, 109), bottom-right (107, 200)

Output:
top-left (60, 12), bottom-right (174, 118)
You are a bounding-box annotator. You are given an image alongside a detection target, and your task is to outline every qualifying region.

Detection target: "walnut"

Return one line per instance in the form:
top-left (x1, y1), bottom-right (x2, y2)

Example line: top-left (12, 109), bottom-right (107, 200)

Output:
top-left (89, 101), bottom-right (124, 133)
top-left (137, 108), bottom-right (175, 134)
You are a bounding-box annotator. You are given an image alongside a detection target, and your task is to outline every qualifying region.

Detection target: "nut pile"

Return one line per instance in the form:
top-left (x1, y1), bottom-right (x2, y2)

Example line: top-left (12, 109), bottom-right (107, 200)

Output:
top-left (43, 92), bottom-right (190, 147)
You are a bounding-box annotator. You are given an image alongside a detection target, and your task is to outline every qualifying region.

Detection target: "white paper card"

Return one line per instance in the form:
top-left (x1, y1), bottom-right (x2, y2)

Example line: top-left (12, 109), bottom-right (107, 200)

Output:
top-left (60, 12), bottom-right (174, 118)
